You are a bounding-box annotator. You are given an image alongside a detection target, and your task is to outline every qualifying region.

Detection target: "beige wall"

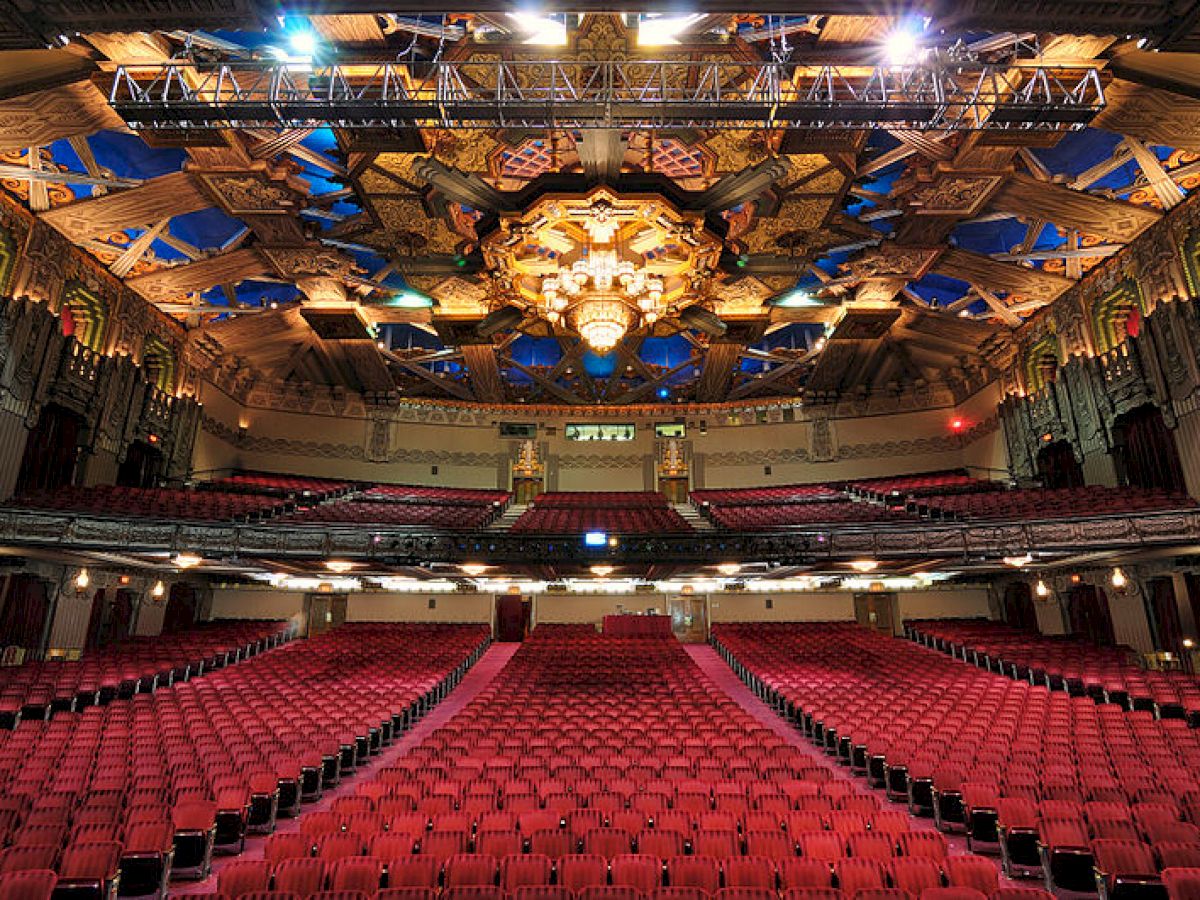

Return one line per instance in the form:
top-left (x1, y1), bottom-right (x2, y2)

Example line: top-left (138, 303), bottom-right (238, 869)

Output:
top-left (208, 587), bottom-right (497, 625)
top-left (708, 591), bottom-right (856, 622)
top-left (194, 380), bottom-right (1008, 489)
top-left (896, 588), bottom-right (992, 621)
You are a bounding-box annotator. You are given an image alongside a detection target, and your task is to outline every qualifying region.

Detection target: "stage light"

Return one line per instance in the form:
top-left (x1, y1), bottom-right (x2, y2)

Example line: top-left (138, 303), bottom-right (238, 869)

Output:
top-left (717, 562), bottom-right (741, 577)
top-left (288, 29), bottom-right (319, 57)
top-left (584, 531), bottom-right (608, 547)
top-left (590, 564), bottom-right (615, 578)
top-left (637, 13), bottom-right (707, 46)
top-left (508, 13), bottom-right (567, 46)
top-left (461, 563), bottom-right (488, 577)
top-left (885, 25), bottom-right (923, 65)
top-left (325, 560), bottom-right (354, 574)
top-left (657, 387), bottom-right (670, 399)
top-left (849, 560), bottom-right (878, 573)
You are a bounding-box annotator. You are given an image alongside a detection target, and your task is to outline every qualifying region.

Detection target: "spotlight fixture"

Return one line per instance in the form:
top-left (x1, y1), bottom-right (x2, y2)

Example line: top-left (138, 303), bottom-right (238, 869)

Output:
top-left (849, 560), bottom-right (878, 573)
top-left (884, 25), bottom-right (923, 65)
top-left (590, 564), bottom-right (615, 578)
top-left (716, 562), bottom-right (741, 577)
top-left (1003, 554), bottom-right (1033, 568)
top-left (1034, 579), bottom-right (1050, 599)
top-left (460, 563), bottom-right (488, 577)
top-left (173, 554), bottom-right (202, 569)
top-left (1110, 567), bottom-right (1128, 589)
top-left (325, 560), bottom-right (354, 574)
top-left (74, 568), bottom-right (90, 591)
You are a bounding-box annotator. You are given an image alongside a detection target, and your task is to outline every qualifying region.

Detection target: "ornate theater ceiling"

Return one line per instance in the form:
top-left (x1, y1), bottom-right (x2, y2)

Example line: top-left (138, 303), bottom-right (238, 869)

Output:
top-left (0, 6), bottom-right (1199, 407)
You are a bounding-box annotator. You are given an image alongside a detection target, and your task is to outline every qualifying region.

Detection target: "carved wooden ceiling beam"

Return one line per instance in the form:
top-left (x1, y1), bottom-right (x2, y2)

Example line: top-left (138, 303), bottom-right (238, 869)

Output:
top-left (694, 341), bottom-right (744, 402)
top-left (461, 342), bottom-right (507, 403)
top-left (124, 247), bottom-right (269, 303)
top-left (934, 248), bottom-right (1074, 307)
top-left (39, 171), bottom-right (210, 240)
top-left (989, 172), bottom-right (1162, 243)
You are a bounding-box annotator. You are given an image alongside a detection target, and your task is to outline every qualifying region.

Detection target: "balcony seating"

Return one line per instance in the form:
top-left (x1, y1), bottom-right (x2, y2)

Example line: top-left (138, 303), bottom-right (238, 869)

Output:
top-left (363, 485), bottom-right (512, 507)
top-left (845, 471), bottom-right (996, 501)
top-left (690, 485), bottom-right (843, 507)
top-left (280, 501), bottom-right (500, 530)
top-left (0, 624), bottom-right (488, 891)
top-left (512, 493), bottom-right (690, 534)
top-left (910, 485), bottom-right (1196, 522)
top-left (0, 619), bottom-right (293, 729)
top-left (212, 474), bottom-right (355, 498)
top-left (908, 618), bottom-right (1200, 720)
top-left (712, 622), bottom-right (1200, 891)
top-left (706, 502), bottom-right (915, 531)
top-left (10, 486), bottom-right (289, 522)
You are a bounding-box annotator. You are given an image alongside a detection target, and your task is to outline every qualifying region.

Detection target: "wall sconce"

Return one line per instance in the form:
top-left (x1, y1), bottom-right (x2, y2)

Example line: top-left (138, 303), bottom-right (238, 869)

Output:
top-left (1034, 579), bottom-right (1050, 599)
top-left (1110, 567), bottom-right (1128, 590)
top-left (151, 580), bottom-right (165, 602)
top-left (74, 568), bottom-right (90, 591)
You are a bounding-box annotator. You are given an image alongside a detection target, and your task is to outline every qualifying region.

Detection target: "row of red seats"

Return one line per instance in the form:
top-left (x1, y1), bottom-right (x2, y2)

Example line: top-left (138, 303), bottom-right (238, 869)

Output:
top-left (0, 624), bottom-right (489, 894)
top-left (529, 494), bottom-right (671, 510)
top-left (363, 486), bottom-right (511, 507)
top-left (167, 884), bottom-right (1058, 900)
top-left (510, 508), bottom-right (691, 535)
top-left (706, 504), bottom-right (913, 531)
top-left (911, 485), bottom-right (1196, 521)
top-left (906, 618), bottom-right (1200, 717)
top-left (214, 474), bottom-right (355, 497)
top-left (280, 503), bottom-right (499, 530)
top-left (711, 623), bottom-right (1200, 895)
top-left (0, 619), bottom-right (292, 727)
top-left (843, 473), bottom-right (992, 501)
top-left (11, 485), bottom-right (288, 522)
top-left (245, 631), bottom-right (1012, 900)
top-left (201, 850), bottom-right (1017, 899)
top-left (689, 487), bottom-right (843, 508)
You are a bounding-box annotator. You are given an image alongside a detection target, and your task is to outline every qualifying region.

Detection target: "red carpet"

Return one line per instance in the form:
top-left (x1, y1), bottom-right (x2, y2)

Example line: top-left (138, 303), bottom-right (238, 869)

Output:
top-left (180, 642), bottom-right (522, 896)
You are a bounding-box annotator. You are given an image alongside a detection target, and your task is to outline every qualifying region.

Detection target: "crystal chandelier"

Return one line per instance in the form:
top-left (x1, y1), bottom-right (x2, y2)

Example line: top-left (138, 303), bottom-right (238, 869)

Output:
top-left (539, 248), bottom-right (665, 353)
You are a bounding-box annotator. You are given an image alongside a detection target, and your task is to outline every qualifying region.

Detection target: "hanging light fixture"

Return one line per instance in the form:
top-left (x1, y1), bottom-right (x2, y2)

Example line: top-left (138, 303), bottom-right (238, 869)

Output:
top-left (570, 295), bottom-right (633, 354)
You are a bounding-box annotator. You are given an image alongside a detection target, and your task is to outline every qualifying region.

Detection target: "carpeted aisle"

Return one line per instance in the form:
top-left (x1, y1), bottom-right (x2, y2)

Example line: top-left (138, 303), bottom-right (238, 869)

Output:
top-left (180, 641), bottom-right (521, 895)
top-left (685, 643), bottom-right (1018, 886)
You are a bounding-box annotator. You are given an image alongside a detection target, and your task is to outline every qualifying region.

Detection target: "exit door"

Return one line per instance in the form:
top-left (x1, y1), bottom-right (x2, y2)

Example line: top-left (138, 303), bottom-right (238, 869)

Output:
top-left (305, 593), bottom-right (348, 637)
top-left (668, 594), bottom-right (707, 642)
top-left (854, 592), bottom-right (896, 634)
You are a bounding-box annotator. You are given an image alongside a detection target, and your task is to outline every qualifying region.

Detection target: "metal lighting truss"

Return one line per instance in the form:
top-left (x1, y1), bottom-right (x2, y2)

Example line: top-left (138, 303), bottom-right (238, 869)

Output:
top-left (109, 59), bottom-right (1105, 131)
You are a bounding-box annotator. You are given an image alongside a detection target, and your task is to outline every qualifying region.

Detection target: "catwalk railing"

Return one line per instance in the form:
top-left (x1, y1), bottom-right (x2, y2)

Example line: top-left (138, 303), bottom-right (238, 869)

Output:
top-left (108, 60), bottom-right (1106, 131)
top-left (0, 504), bottom-right (1197, 564)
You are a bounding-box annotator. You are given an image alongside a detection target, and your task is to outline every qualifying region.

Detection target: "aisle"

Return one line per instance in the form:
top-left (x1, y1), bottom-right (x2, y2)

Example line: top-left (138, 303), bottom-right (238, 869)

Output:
top-left (685, 643), bottom-right (1017, 880)
top-left (183, 641), bottom-right (521, 895)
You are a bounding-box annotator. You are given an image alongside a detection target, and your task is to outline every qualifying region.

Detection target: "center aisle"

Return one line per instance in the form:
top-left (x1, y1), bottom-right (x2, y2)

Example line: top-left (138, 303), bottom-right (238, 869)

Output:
top-left (189, 641), bottom-right (522, 894)
top-left (685, 643), bottom-right (1015, 883)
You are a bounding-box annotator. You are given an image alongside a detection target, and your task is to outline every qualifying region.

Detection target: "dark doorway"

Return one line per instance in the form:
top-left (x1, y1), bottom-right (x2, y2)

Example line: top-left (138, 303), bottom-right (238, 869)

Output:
top-left (1036, 440), bottom-right (1084, 489)
top-left (15, 404), bottom-right (83, 494)
top-left (1003, 581), bottom-right (1038, 631)
top-left (495, 593), bottom-right (530, 642)
top-left (1148, 577), bottom-right (1184, 657)
top-left (117, 440), bottom-right (164, 488)
top-left (163, 583), bottom-right (197, 633)
top-left (0, 574), bottom-right (50, 651)
top-left (1067, 584), bottom-right (1115, 645)
top-left (1112, 403), bottom-right (1186, 494)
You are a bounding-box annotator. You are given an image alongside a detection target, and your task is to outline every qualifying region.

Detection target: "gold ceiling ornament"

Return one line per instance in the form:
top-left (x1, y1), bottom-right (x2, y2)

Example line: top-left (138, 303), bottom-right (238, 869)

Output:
top-left (479, 186), bottom-right (724, 353)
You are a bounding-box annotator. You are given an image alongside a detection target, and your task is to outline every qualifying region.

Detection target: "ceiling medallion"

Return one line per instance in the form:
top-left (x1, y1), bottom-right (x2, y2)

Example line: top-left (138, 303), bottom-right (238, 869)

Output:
top-left (483, 187), bottom-right (723, 354)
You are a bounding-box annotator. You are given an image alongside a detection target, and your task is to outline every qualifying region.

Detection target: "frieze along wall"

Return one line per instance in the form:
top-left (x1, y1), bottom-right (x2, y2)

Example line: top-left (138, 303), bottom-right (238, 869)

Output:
top-left (193, 375), bottom-right (1006, 490)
